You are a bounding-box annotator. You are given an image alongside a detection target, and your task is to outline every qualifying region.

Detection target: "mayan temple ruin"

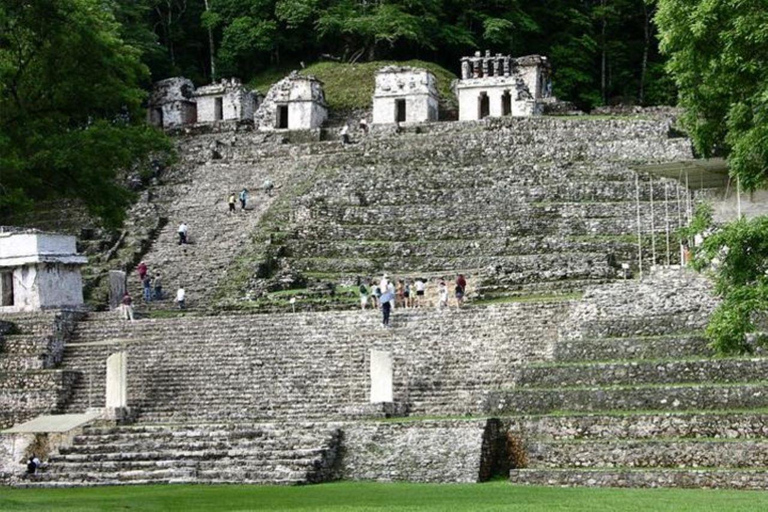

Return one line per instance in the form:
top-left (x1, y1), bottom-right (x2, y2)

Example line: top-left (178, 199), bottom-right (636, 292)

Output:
top-left (2, 49), bottom-right (767, 494)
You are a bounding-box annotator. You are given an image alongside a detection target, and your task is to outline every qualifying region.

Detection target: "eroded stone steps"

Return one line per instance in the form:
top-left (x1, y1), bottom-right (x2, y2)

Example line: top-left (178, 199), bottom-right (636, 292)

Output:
top-left (508, 468), bottom-right (768, 489)
top-left (486, 382), bottom-right (768, 415)
top-left (525, 438), bottom-right (768, 469)
top-left (507, 411), bottom-right (768, 441)
top-left (552, 334), bottom-right (711, 362)
top-left (515, 357), bottom-right (768, 388)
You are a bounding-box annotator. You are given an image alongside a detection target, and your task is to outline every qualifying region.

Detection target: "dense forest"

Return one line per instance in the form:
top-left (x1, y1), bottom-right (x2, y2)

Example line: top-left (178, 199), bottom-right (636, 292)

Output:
top-left (123, 0), bottom-right (674, 108)
top-left (1, 0), bottom-right (766, 228)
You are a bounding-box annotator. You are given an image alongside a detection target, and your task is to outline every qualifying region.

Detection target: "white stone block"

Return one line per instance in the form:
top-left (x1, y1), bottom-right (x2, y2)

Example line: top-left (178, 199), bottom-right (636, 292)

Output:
top-left (370, 350), bottom-right (393, 403)
top-left (106, 352), bottom-right (127, 409)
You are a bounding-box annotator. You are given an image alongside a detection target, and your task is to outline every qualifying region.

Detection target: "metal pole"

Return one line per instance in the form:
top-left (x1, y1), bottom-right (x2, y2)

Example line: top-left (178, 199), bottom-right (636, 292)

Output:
top-left (635, 174), bottom-right (643, 277)
top-left (676, 176), bottom-right (683, 266)
top-left (737, 176), bottom-right (742, 219)
top-left (664, 181), bottom-right (671, 267)
top-left (685, 171), bottom-right (692, 223)
top-left (649, 177), bottom-right (656, 266)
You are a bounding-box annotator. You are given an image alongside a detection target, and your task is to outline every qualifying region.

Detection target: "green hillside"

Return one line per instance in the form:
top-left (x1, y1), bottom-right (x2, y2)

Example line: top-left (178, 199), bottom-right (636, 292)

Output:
top-left (249, 60), bottom-right (458, 113)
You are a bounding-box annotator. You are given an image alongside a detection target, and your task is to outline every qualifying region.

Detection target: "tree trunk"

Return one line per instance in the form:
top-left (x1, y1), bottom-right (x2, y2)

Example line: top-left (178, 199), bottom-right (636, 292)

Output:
top-left (601, 0), bottom-right (607, 105)
top-left (639, 2), bottom-right (651, 105)
top-left (203, 0), bottom-right (216, 80)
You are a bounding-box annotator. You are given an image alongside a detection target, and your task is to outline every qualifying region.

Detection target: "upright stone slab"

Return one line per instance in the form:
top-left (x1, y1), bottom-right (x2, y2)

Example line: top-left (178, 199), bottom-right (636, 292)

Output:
top-left (108, 271), bottom-right (126, 310)
top-left (370, 350), bottom-right (393, 403)
top-left (105, 351), bottom-right (127, 409)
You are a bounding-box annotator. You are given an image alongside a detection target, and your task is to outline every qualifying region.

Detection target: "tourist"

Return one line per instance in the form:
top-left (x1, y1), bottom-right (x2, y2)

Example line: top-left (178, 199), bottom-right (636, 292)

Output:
top-left (404, 281), bottom-right (411, 308)
top-left (340, 124), bottom-right (350, 144)
top-left (438, 281), bottom-right (448, 309)
top-left (239, 188), bottom-right (249, 210)
top-left (228, 192), bottom-right (236, 213)
top-left (176, 287), bottom-right (186, 310)
top-left (152, 273), bottom-right (163, 300)
top-left (379, 288), bottom-right (394, 328)
top-left (120, 292), bottom-right (134, 321)
top-left (387, 280), bottom-right (396, 310)
top-left (26, 455), bottom-right (41, 475)
top-left (137, 261), bottom-right (148, 282)
top-left (414, 278), bottom-right (425, 308)
top-left (371, 282), bottom-right (380, 308)
top-left (142, 274), bottom-right (152, 302)
top-left (359, 118), bottom-right (369, 134)
top-left (359, 281), bottom-right (369, 310)
top-left (396, 280), bottom-right (405, 308)
top-left (455, 274), bottom-right (467, 308)
top-left (177, 222), bottom-right (188, 245)
top-left (379, 274), bottom-right (389, 294)
top-left (263, 179), bottom-right (274, 197)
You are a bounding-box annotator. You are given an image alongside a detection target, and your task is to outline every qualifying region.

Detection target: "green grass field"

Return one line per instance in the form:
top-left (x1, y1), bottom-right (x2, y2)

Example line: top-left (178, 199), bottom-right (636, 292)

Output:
top-left (1, 482), bottom-right (767, 512)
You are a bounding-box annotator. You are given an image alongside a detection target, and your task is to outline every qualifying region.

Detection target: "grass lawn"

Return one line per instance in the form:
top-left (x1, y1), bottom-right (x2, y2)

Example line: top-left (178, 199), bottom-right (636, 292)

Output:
top-left (2, 482), bottom-right (767, 512)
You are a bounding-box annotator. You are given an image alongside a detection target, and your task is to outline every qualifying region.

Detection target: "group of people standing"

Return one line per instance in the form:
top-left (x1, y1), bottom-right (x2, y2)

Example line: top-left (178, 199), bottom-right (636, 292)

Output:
top-left (118, 261), bottom-right (187, 321)
top-left (359, 274), bottom-right (468, 328)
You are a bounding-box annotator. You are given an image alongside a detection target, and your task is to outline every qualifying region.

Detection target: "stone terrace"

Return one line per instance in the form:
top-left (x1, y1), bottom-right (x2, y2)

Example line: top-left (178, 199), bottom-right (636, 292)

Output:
top-left (470, 269), bottom-right (768, 490)
top-left (118, 115), bottom-right (692, 313)
top-left (59, 302), bottom-right (567, 422)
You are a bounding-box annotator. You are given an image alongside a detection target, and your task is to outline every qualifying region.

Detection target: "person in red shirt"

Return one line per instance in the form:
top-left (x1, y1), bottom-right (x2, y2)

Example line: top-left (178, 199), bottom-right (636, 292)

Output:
top-left (137, 261), bottom-right (148, 281)
top-left (455, 274), bottom-right (467, 308)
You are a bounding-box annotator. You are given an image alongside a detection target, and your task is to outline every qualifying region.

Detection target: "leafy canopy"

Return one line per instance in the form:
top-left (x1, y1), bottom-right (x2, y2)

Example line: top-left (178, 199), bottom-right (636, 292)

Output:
top-left (692, 215), bottom-right (768, 354)
top-left (656, 0), bottom-right (768, 190)
top-left (0, 0), bottom-right (171, 228)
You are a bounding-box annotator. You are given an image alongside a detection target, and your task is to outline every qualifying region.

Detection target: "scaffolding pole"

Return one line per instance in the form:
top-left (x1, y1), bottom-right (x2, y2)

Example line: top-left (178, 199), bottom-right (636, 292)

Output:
top-left (664, 181), bottom-right (671, 267)
top-left (677, 174), bottom-right (683, 266)
top-left (635, 174), bottom-right (643, 277)
top-left (649, 177), bottom-right (656, 266)
top-left (737, 176), bottom-right (742, 219)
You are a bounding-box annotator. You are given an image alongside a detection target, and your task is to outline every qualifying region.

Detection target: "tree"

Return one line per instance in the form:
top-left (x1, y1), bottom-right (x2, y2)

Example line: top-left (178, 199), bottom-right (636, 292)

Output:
top-left (691, 216), bottom-right (768, 354)
top-left (0, 0), bottom-right (171, 228)
top-left (656, 0), bottom-right (768, 190)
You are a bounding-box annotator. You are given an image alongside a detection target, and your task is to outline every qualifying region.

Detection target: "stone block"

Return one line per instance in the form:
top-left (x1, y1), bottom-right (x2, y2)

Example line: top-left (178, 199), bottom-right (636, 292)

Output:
top-left (370, 350), bottom-right (393, 403)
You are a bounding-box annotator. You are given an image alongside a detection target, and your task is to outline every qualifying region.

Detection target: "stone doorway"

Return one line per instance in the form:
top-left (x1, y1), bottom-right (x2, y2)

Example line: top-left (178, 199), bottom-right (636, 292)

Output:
top-left (478, 92), bottom-right (490, 119)
top-left (501, 91), bottom-right (512, 116)
top-left (395, 99), bottom-right (407, 123)
top-left (214, 97), bottom-right (223, 121)
top-left (277, 104), bottom-right (289, 129)
top-left (1, 271), bottom-right (14, 307)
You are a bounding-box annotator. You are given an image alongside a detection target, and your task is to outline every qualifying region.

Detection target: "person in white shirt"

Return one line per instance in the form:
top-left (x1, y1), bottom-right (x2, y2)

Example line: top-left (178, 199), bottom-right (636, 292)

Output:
top-left (414, 279), bottom-right (425, 308)
top-left (177, 222), bottom-right (188, 245)
top-left (340, 124), bottom-right (350, 144)
top-left (176, 287), bottom-right (186, 309)
top-left (437, 282), bottom-right (448, 309)
top-left (387, 281), bottom-right (396, 310)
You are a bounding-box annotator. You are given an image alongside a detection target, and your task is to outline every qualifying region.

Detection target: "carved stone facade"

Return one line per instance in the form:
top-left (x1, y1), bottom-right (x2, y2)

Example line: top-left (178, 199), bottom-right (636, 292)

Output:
top-left (0, 231), bottom-right (87, 313)
top-left (372, 66), bottom-right (439, 124)
top-left (456, 51), bottom-right (552, 121)
top-left (254, 72), bottom-right (328, 131)
top-left (193, 78), bottom-right (261, 123)
top-left (146, 77), bottom-right (197, 129)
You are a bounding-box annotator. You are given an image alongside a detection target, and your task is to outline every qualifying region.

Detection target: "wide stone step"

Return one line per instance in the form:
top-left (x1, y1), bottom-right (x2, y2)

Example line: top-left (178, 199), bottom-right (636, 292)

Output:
top-left (552, 334), bottom-right (712, 362)
top-left (507, 411), bottom-right (768, 441)
top-left (485, 382), bottom-right (768, 415)
top-left (526, 439), bottom-right (768, 469)
top-left (516, 357), bottom-right (768, 387)
top-left (508, 468), bottom-right (768, 490)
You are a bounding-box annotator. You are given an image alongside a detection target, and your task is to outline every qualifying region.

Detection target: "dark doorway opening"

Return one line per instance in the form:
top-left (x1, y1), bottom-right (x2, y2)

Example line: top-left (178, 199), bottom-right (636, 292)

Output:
top-left (396, 99), bottom-right (407, 123)
top-left (277, 105), bottom-right (289, 129)
top-left (214, 97), bottom-right (223, 121)
top-left (1, 272), bottom-right (14, 307)
top-left (479, 92), bottom-right (490, 119)
top-left (502, 91), bottom-right (512, 116)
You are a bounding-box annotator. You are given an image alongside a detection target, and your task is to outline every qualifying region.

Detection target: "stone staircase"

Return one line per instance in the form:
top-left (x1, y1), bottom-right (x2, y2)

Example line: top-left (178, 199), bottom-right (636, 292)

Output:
top-left (21, 422), bottom-right (341, 487)
top-left (470, 269), bottom-right (768, 489)
top-left (245, 115), bottom-right (693, 308)
top-left (58, 301), bottom-right (568, 423)
top-left (0, 312), bottom-right (80, 429)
